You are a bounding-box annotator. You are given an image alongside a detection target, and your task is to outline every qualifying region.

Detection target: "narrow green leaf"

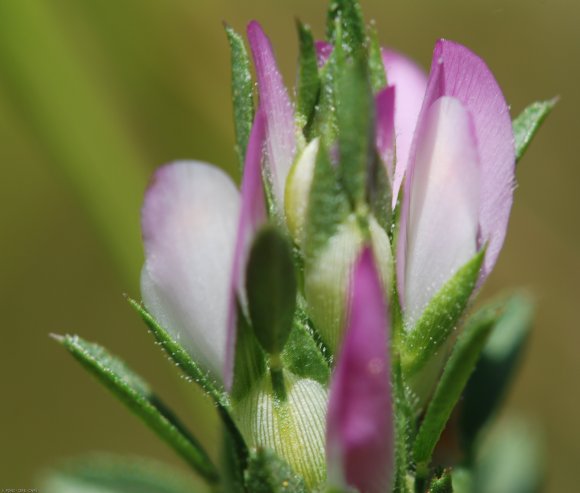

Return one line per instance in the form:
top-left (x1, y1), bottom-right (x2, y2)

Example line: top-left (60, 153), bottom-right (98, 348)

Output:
top-left (128, 297), bottom-right (249, 469)
top-left (225, 24), bottom-right (255, 171)
top-left (54, 334), bottom-right (219, 482)
top-left (368, 22), bottom-right (387, 93)
top-left (41, 454), bottom-right (207, 493)
top-left (326, 0), bottom-right (366, 56)
top-left (281, 307), bottom-right (330, 385)
top-left (127, 297), bottom-right (228, 406)
top-left (412, 302), bottom-right (498, 474)
top-left (513, 98), bottom-right (557, 163)
top-left (303, 143), bottom-right (350, 261)
top-left (244, 448), bottom-right (307, 493)
top-left (337, 57), bottom-right (374, 207)
top-left (246, 225), bottom-right (298, 356)
top-left (296, 20), bottom-right (321, 133)
top-left (402, 249), bottom-right (485, 378)
top-left (460, 294), bottom-right (534, 453)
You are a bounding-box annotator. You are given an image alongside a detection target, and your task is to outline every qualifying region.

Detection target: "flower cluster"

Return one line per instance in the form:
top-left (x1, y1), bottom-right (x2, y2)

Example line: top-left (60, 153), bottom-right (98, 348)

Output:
top-left (55, 0), bottom-right (554, 492)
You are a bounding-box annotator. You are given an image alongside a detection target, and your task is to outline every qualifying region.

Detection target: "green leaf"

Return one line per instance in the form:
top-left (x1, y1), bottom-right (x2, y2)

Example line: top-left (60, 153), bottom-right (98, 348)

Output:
top-left (296, 20), bottom-right (320, 134)
top-left (412, 301), bottom-right (498, 476)
top-left (303, 143), bottom-right (350, 261)
top-left (367, 22), bottom-right (387, 93)
top-left (53, 334), bottom-right (219, 483)
top-left (244, 448), bottom-right (307, 493)
top-left (225, 24), bottom-right (255, 171)
top-left (513, 98), bottom-right (557, 163)
top-left (281, 307), bottom-right (331, 385)
top-left (326, 0), bottom-right (366, 56)
top-left (246, 225), bottom-right (298, 356)
top-left (473, 418), bottom-right (543, 493)
top-left (41, 454), bottom-right (207, 493)
top-left (128, 297), bottom-right (249, 470)
top-left (460, 294), bottom-right (534, 454)
top-left (402, 249), bottom-right (485, 378)
top-left (336, 56), bottom-right (374, 207)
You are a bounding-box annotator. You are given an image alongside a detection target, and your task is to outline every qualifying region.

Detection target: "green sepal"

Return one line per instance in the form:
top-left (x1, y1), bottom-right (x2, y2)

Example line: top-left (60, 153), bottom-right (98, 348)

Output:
top-left (429, 470), bottom-right (453, 493)
top-left (367, 22), bottom-right (387, 93)
top-left (336, 56), bottom-right (374, 208)
top-left (326, 0), bottom-right (366, 56)
top-left (281, 307), bottom-right (331, 385)
top-left (246, 225), bottom-right (298, 356)
top-left (369, 151), bottom-right (393, 234)
top-left (460, 294), bottom-right (534, 455)
top-left (128, 297), bottom-right (249, 469)
top-left (244, 448), bottom-right (307, 493)
top-left (53, 334), bottom-right (219, 483)
top-left (513, 98), bottom-right (557, 163)
top-left (41, 454), bottom-right (207, 493)
top-left (296, 20), bottom-right (321, 134)
top-left (225, 24), bottom-right (255, 171)
top-left (303, 142), bottom-right (350, 261)
top-left (412, 300), bottom-right (498, 476)
top-left (401, 249), bottom-right (485, 378)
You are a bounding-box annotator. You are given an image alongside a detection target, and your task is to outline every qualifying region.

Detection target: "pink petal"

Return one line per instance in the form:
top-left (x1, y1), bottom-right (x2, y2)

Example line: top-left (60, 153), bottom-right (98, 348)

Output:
top-left (315, 40), bottom-right (333, 68)
top-left (381, 49), bottom-right (428, 207)
top-left (247, 21), bottom-right (296, 213)
top-left (402, 96), bottom-right (481, 327)
top-left (326, 247), bottom-right (394, 493)
top-left (403, 40), bottom-right (514, 285)
top-left (375, 86), bottom-right (396, 182)
top-left (141, 162), bottom-right (240, 382)
top-left (224, 109), bottom-right (267, 389)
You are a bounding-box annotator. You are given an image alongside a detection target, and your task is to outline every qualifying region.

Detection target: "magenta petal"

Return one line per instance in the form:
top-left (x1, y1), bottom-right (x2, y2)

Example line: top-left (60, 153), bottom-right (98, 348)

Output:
top-left (375, 86), bottom-right (396, 182)
top-left (224, 109), bottom-right (268, 389)
top-left (326, 248), bottom-right (394, 493)
top-left (381, 49), bottom-right (428, 206)
top-left (247, 21), bottom-right (296, 212)
top-left (315, 40), bottom-right (333, 68)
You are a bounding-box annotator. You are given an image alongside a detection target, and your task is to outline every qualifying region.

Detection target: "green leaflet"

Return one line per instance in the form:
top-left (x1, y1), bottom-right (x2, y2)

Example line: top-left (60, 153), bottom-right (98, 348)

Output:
top-left (281, 307), bottom-right (331, 385)
top-left (326, 0), bottom-right (366, 56)
top-left (303, 143), bottom-right (350, 261)
top-left (296, 20), bottom-right (321, 134)
top-left (412, 302), bottom-right (498, 476)
top-left (41, 454), bottom-right (207, 493)
top-left (367, 22), bottom-right (387, 93)
top-left (53, 334), bottom-right (219, 483)
top-left (401, 249), bottom-right (485, 378)
top-left (513, 98), bottom-right (557, 163)
top-left (244, 448), bottom-right (307, 493)
top-left (336, 56), bottom-right (374, 208)
top-left (246, 225), bottom-right (298, 356)
top-left (225, 25), bottom-right (255, 172)
top-left (460, 294), bottom-right (534, 455)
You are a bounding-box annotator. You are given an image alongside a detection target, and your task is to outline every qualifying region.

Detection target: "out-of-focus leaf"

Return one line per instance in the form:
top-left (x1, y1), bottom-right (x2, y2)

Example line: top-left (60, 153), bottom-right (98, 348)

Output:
top-left (336, 57), bottom-right (374, 207)
top-left (473, 419), bottom-right (543, 493)
top-left (326, 0), bottom-right (366, 56)
top-left (513, 98), bottom-right (557, 163)
top-left (0, 1), bottom-right (147, 285)
top-left (225, 25), bottom-right (255, 171)
top-left (296, 20), bottom-right (320, 133)
top-left (401, 249), bottom-right (485, 378)
top-left (244, 448), bottom-right (307, 493)
top-left (53, 334), bottom-right (219, 483)
top-left (246, 225), bottom-right (297, 356)
top-left (460, 294), bottom-right (534, 454)
top-left (41, 454), bottom-right (207, 493)
top-left (412, 300), bottom-right (497, 476)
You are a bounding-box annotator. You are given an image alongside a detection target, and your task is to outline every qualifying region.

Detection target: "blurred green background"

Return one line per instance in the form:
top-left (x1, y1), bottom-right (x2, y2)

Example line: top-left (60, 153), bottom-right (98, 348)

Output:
top-left (0, 0), bottom-right (577, 490)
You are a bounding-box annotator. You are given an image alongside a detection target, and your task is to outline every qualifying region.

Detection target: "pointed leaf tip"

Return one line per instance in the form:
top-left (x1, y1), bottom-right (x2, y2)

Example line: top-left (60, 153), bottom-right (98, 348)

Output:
top-left (513, 98), bottom-right (557, 163)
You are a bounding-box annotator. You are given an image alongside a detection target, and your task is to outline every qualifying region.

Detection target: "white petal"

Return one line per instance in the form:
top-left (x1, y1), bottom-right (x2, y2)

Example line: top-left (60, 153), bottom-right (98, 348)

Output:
top-left (141, 161), bottom-right (240, 382)
top-left (404, 97), bottom-right (480, 329)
